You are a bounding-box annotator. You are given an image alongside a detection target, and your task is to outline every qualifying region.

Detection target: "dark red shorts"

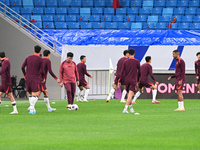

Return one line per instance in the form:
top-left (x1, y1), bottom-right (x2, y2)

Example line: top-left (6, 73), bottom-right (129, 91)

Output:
top-left (175, 79), bottom-right (185, 91)
top-left (125, 81), bottom-right (137, 92)
top-left (114, 76), bottom-right (125, 85)
top-left (139, 80), bottom-right (153, 89)
top-left (78, 79), bottom-right (88, 87)
top-left (197, 79), bottom-right (200, 85)
top-left (40, 81), bottom-right (47, 92)
top-left (26, 78), bottom-right (42, 93)
top-left (0, 84), bottom-right (12, 94)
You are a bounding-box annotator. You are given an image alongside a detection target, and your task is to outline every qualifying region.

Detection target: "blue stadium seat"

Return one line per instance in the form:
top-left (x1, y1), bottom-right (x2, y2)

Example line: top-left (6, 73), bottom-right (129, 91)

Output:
top-left (116, 8), bottom-right (127, 15)
top-left (197, 8), bottom-right (200, 15)
top-left (23, 0), bottom-right (33, 8)
top-left (170, 15), bottom-right (181, 23)
top-left (42, 15), bottom-right (53, 22)
top-left (113, 15), bottom-right (123, 22)
top-left (136, 15), bottom-right (147, 22)
top-left (178, 23), bottom-right (190, 30)
top-left (89, 15), bottom-right (100, 22)
top-left (46, 0), bottom-right (57, 7)
top-left (131, 23), bottom-right (142, 30)
top-left (11, 0), bottom-right (21, 7)
top-left (34, 0), bottom-right (45, 7)
top-left (124, 15), bottom-right (135, 22)
top-left (44, 8), bottom-right (55, 15)
top-left (82, 0), bottom-right (93, 7)
top-left (185, 8), bottom-right (196, 15)
top-left (159, 16), bottom-right (170, 23)
top-left (56, 8), bottom-right (67, 15)
top-left (177, 0), bottom-right (188, 7)
top-left (80, 8), bottom-right (90, 16)
top-left (0, 0), bottom-right (10, 6)
top-left (32, 22), bottom-right (42, 28)
top-left (194, 15), bottom-right (200, 23)
top-left (156, 23), bottom-right (167, 30)
top-left (182, 15), bottom-right (193, 23)
top-left (54, 15), bottom-right (65, 22)
top-left (21, 8), bottom-right (32, 14)
top-left (166, 0), bottom-right (177, 8)
top-left (151, 8), bottom-right (162, 15)
top-left (80, 22), bottom-right (92, 29)
top-left (143, 23), bottom-right (155, 30)
top-left (147, 16), bottom-right (158, 23)
top-left (143, 1), bottom-right (153, 9)
top-left (32, 8), bottom-right (43, 15)
top-left (67, 22), bottom-right (80, 29)
top-left (106, 0), bottom-right (113, 7)
top-left (131, 0), bottom-right (142, 8)
top-left (174, 7), bottom-right (185, 15)
top-left (162, 8), bottom-right (173, 16)
top-left (139, 8), bottom-right (150, 15)
top-left (154, 1), bottom-right (165, 7)
top-left (104, 8), bottom-right (115, 15)
top-left (58, 0), bottom-right (70, 7)
top-left (31, 15), bottom-right (42, 22)
top-left (71, 0), bottom-right (81, 7)
top-left (78, 15), bottom-right (89, 22)
top-left (94, 0), bottom-right (105, 7)
top-left (101, 15), bottom-right (112, 22)
top-left (92, 8), bottom-right (103, 15)
top-left (105, 22), bottom-right (118, 30)
top-left (66, 15), bottom-right (77, 22)
top-left (189, 1), bottom-right (199, 8)
top-left (55, 22), bottom-right (67, 29)
top-left (43, 22), bottom-right (55, 29)
top-left (169, 23), bottom-right (178, 30)
top-left (68, 8), bottom-right (79, 15)
top-left (190, 23), bottom-right (200, 30)
top-left (22, 14), bottom-right (30, 21)
top-left (12, 7), bottom-right (20, 14)
top-left (119, 0), bottom-right (130, 7)
top-left (128, 8), bottom-right (139, 15)
top-left (118, 22), bottom-right (131, 30)
top-left (93, 22), bottom-right (105, 29)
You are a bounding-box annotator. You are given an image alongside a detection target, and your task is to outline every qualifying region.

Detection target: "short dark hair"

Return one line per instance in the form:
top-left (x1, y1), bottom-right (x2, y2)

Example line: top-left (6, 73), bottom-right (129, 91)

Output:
top-left (67, 52), bottom-right (74, 57)
top-left (80, 55), bottom-right (86, 61)
top-left (145, 56), bottom-right (151, 62)
top-left (196, 52), bottom-right (200, 56)
top-left (128, 48), bottom-right (135, 55)
top-left (34, 45), bottom-right (41, 53)
top-left (123, 50), bottom-right (129, 56)
top-left (0, 52), bottom-right (5, 58)
top-left (173, 50), bottom-right (179, 53)
top-left (43, 50), bottom-right (51, 57)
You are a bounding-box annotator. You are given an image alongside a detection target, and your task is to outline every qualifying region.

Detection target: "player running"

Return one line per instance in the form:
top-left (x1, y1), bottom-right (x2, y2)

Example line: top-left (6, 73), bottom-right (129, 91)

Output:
top-left (106, 50), bottom-right (129, 103)
top-left (59, 52), bottom-right (79, 109)
top-left (38, 50), bottom-right (60, 112)
top-left (0, 52), bottom-right (18, 114)
top-left (77, 55), bottom-right (92, 102)
top-left (195, 52), bottom-right (200, 92)
top-left (132, 56), bottom-right (160, 104)
top-left (118, 49), bottom-right (140, 113)
top-left (21, 45), bottom-right (45, 115)
top-left (168, 50), bottom-right (185, 111)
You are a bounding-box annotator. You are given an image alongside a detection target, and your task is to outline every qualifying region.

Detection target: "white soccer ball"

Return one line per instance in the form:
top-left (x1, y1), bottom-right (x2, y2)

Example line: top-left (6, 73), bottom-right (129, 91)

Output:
top-left (71, 104), bottom-right (79, 111)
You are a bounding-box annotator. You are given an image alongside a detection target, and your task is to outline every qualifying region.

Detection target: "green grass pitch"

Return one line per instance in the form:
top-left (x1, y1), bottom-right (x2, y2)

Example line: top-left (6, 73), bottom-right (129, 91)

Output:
top-left (0, 99), bottom-right (200, 150)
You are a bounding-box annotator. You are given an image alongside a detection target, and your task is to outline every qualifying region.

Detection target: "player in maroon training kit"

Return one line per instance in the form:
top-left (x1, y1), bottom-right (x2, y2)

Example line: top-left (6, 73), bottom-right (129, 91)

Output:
top-left (132, 56), bottom-right (160, 104)
top-left (77, 55), bottom-right (92, 102)
top-left (118, 49), bottom-right (140, 113)
top-left (0, 52), bottom-right (18, 114)
top-left (168, 50), bottom-right (185, 111)
top-left (21, 45), bottom-right (45, 114)
top-left (59, 52), bottom-right (79, 110)
top-left (195, 52), bottom-right (200, 92)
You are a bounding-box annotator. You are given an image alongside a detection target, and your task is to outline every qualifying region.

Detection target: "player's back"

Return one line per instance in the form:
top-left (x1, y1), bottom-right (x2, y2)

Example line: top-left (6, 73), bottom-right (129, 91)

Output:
top-left (116, 57), bottom-right (127, 76)
top-left (77, 62), bottom-right (85, 80)
top-left (42, 58), bottom-right (50, 78)
top-left (195, 60), bottom-right (200, 75)
top-left (1, 58), bottom-right (11, 85)
top-left (140, 63), bottom-right (151, 81)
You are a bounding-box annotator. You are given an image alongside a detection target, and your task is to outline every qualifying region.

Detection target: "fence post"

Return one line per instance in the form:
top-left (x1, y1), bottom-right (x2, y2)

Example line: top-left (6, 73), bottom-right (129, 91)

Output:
top-left (35, 27), bottom-right (37, 39)
top-left (3, 5), bottom-right (6, 17)
top-left (54, 40), bottom-right (56, 53)
top-left (19, 16), bottom-right (21, 28)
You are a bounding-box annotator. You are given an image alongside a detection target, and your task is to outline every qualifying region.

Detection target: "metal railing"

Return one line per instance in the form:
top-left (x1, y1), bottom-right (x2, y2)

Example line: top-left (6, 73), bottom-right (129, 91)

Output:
top-left (0, 2), bottom-right (62, 55)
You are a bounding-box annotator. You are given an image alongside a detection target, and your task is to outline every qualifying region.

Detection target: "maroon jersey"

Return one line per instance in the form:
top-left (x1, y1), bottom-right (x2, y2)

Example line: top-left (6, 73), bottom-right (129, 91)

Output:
top-left (0, 58), bottom-right (12, 85)
top-left (77, 62), bottom-right (91, 80)
top-left (115, 57), bottom-right (127, 76)
top-left (42, 57), bottom-right (58, 80)
top-left (118, 57), bottom-right (140, 83)
top-left (140, 63), bottom-right (156, 83)
top-left (195, 60), bottom-right (200, 77)
top-left (171, 57), bottom-right (185, 80)
top-left (21, 54), bottom-right (44, 80)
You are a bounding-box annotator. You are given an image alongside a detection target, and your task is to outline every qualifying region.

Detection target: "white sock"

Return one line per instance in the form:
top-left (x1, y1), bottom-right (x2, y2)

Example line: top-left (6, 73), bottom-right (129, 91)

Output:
top-left (107, 88), bottom-right (115, 100)
top-left (77, 90), bottom-right (82, 100)
top-left (152, 89), bottom-right (157, 101)
top-left (121, 89), bottom-right (127, 101)
top-left (0, 100), bottom-right (1, 104)
top-left (178, 101), bottom-right (184, 109)
top-left (28, 96), bottom-right (32, 107)
top-left (124, 105), bottom-right (128, 111)
top-left (44, 97), bottom-right (51, 109)
top-left (132, 91), bottom-right (141, 102)
top-left (129, 105), bottom-right (133, 109)
top-left (84, 89), bottom-right (90, 100)
top-left (32, 96), bottom-right (38, 111)
top-left (11, 101), bottom-right (17, 111)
